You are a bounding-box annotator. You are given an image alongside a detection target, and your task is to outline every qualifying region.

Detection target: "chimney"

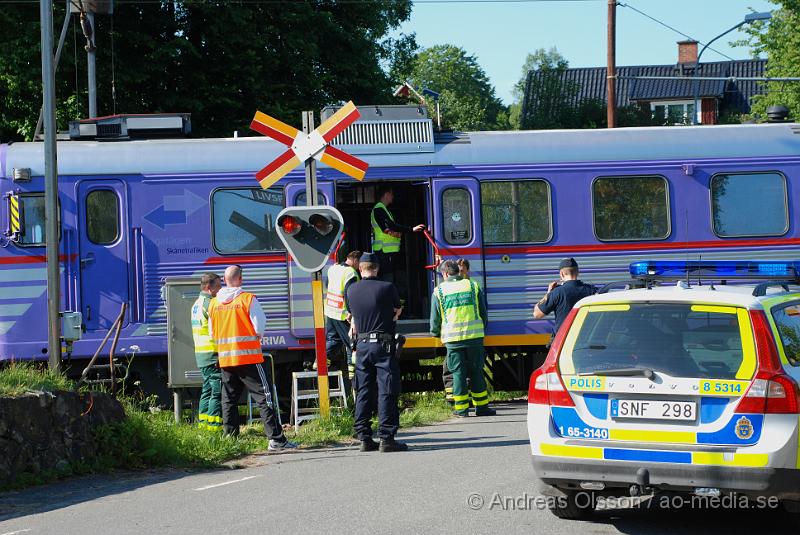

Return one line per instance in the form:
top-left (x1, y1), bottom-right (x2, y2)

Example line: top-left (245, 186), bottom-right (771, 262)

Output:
top-left (677, 40), bottom-right (698, 64)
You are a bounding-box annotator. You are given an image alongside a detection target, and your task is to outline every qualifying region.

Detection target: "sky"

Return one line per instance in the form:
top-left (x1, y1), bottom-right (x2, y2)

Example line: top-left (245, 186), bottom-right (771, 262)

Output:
top-left (398, 0), bottom-right (776, 104)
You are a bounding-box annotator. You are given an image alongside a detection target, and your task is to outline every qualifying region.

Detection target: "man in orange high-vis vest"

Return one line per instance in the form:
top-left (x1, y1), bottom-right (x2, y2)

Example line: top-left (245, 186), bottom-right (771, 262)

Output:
top-left (209, 265), bottom-right (296, 451)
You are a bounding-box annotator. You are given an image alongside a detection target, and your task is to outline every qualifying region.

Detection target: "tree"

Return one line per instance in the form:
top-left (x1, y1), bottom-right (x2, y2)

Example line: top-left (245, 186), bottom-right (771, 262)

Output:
top-left (402, 45), bottom-right (506, 131)
top-left (741, 1), bottom-right (800, 121)
top-left (509, 47), bottom-right (568, 128)
top-left (517, 48), bottom-right (582, 130)
top-left (0, 1), bottom-right (415, 141)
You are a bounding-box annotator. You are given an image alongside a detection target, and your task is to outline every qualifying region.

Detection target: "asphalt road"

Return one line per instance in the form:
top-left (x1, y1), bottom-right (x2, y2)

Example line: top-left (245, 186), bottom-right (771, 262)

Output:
top-left (1, 402), bottom-right (797, 535)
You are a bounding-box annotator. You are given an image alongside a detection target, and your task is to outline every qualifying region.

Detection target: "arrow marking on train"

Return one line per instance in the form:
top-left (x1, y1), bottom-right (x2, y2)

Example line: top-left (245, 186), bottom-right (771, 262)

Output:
top-left (144, 189), bottom-right (208, 230)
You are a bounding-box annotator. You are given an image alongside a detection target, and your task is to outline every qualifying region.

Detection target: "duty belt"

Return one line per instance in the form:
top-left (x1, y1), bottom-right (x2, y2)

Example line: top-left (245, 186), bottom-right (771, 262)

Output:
top-left (357, 332), bottom-right (394, 344)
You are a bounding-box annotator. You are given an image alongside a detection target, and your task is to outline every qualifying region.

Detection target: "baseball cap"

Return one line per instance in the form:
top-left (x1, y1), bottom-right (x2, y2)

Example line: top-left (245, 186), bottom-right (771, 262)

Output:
top-left (559, 257), bottom-right (579, 270)
top-left (360, 252), bottom-right (379, 264)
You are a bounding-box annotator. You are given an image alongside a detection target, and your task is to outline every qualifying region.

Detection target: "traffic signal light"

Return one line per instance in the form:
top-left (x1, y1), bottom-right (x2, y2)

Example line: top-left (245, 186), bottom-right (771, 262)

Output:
top-left (274, 206), bottom-right (344, 272)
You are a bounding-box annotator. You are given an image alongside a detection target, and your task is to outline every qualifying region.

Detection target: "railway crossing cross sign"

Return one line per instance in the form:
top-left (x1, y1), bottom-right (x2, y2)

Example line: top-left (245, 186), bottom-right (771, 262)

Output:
top-left (249, 101), bottom-right (369, 189)
top-left (249, 103), bottom-right (368, 420)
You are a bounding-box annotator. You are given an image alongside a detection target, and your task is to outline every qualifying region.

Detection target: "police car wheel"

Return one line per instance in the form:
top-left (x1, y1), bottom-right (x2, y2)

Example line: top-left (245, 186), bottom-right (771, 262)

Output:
top-left (548, 490), bottom-right (595, 520)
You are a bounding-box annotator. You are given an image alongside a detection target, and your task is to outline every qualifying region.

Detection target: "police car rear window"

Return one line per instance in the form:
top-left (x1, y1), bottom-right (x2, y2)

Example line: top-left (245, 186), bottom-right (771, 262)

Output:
top-left (560, 303), bottom-right (752, 380)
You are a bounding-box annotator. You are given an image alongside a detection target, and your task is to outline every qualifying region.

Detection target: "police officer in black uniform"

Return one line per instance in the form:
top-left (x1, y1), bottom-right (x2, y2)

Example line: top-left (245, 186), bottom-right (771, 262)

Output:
top-left (344, 252), bottom-right (408, 453)
top-left (534, 257), bottom-right (596, 336)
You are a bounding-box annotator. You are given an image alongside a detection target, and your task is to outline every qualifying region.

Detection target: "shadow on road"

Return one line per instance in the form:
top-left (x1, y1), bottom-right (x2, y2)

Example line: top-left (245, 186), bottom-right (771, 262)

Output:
top-left (403, 436), bottom-right (529, 451)
top-left (0, 469), bottom-right (201, 523)
top-left (586, 503), bottom-right (799, 534)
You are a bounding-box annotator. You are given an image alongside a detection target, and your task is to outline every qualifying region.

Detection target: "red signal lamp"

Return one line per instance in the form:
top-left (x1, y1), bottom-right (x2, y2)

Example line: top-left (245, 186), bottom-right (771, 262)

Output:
top-left (278, 215), bottom-right (302, 236)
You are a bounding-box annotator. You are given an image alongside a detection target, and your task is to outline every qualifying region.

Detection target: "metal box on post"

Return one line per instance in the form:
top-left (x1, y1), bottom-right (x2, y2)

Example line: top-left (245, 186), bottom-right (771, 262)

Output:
top-left (165, 277), bottom-right (204, 421)
top-left (165, 277), bottom-right (204, 388)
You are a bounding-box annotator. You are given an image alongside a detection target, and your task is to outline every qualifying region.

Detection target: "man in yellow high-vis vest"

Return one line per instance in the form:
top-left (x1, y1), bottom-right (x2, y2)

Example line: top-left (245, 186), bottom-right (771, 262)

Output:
top-left (371, 185), bottom-right (425, 286)
top-left (430, 260), bottom-right (495, 417)
top-left (325, 250), bottom-right (361, 394)
top-left (191, 273), bottom-right (222, 431)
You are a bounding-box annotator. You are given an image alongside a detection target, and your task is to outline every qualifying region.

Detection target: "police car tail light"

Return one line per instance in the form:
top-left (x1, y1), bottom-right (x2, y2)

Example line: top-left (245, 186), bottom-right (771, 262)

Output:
top-left (735, 311), bottom-right (800, 414)
top-left (528, 309), bottom-right (578, 407)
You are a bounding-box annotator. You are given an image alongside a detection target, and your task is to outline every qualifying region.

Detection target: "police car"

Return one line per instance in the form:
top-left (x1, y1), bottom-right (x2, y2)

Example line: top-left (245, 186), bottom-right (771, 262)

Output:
top-left (527, 261), bottom-right (800, 520)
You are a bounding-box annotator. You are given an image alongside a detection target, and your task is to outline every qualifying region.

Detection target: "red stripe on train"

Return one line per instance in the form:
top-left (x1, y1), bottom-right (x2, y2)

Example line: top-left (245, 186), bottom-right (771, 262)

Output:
top-left (483, 237), bottom-right (800, 256)
top-left (0, 253), bottom-right (77, 265)
top-left (204, 254), bottom-right (286, 265)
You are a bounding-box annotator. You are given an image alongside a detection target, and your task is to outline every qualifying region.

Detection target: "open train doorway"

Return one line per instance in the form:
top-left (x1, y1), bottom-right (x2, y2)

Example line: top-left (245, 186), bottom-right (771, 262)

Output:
top-left (335, 180), bottom-right (433, 327)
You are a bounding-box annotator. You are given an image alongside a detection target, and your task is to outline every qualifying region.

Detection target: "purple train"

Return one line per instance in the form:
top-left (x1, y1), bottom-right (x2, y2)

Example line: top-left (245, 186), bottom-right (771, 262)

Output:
top-left (2, 108), bottom-right (800, 392)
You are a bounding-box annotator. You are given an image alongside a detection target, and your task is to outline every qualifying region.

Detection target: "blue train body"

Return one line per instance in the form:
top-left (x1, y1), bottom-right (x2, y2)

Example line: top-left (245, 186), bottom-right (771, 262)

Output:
top-left (2, 121), bottom-right (800, 389)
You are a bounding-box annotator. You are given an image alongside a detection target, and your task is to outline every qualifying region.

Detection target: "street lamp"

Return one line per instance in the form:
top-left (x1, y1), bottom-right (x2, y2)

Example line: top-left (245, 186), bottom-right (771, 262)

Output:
top-left (692, 11), bottom-right (772, 125)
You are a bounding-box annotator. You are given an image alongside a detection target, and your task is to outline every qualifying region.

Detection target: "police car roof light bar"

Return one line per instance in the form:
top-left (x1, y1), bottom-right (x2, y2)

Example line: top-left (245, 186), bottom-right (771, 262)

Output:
top-left (629, 260), bottom-right (800, 283)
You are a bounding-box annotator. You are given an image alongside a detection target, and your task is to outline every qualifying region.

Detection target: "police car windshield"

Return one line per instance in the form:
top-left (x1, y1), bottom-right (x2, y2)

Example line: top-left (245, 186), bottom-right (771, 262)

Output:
top-left (563, 303), bottom-right (747, 380)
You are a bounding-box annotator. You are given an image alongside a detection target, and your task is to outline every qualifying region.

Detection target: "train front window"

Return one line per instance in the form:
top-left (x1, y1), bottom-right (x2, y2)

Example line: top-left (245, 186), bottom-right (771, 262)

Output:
top-left (211, 187), bottom-right (285, 254)
top-left (593, 176), bottom-right (670, 241)
top-left (711, 172), bottom-right (788, 237)
top-left (12, 194), bottom-right (47, 246)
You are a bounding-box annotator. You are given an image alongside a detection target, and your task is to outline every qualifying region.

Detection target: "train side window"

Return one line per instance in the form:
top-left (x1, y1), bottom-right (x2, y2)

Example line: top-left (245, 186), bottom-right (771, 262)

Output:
top-left (441, 188), bottom-right (472, 245)
top-left (211, 187), bottom-right (285, 254)
top-left (593, 176), bottom-right (670, 241)
top-left (480, 180), bottom-right (552, 244)
top-left (710, 172), bottom-right (788, 237)
top-left (86, 189), bottom-right (120, 245)
top-left (10, 193), bottom-right (60, 247)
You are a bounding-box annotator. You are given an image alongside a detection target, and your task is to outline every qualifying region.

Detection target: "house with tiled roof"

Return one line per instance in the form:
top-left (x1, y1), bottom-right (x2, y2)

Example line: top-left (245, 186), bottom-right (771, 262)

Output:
top-left (522, 41), bottom-right (766, 126)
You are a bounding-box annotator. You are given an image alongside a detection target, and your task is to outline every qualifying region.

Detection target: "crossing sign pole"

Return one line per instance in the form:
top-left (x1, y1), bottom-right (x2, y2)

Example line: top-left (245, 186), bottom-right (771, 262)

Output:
top-left (250, 103), bottom-right (368, 420)
top-left (301, 110), bottom-right (330, 418)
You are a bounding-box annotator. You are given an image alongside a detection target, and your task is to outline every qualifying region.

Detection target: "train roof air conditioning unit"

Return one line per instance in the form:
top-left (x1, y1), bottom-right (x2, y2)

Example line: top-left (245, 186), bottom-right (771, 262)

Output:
top-left (68, 113), bottom-right (191, 141)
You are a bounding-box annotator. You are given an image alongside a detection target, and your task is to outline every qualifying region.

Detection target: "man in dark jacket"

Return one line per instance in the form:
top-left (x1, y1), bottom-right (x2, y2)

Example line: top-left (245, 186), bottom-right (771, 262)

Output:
top-left (345, 253), bottom-right (408, 453)
top-left (534, 257), bottom-right (596, 336)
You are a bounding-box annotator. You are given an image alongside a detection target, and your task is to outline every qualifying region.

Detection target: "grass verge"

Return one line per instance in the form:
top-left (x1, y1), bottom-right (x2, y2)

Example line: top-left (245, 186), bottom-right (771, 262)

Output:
top-left (0, 361), bottom-right (75, 397)
top-left (1, 364), bottom-right (456, 489)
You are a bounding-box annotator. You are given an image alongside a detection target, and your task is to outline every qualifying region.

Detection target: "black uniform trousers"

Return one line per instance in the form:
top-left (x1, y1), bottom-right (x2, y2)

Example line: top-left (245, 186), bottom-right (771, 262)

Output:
top-left (354, 338), bottom-right (401, 440)
top-left (220, 362), bottom-right (283, 440)
top-left (325, 317), bottom-right (353, 396)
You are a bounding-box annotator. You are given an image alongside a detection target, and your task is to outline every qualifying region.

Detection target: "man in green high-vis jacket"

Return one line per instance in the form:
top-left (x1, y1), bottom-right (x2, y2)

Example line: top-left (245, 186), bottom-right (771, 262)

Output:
top-left (191, 273), bottom-right (223, 431)
top-left (430, 260), bottom-right (496, 418)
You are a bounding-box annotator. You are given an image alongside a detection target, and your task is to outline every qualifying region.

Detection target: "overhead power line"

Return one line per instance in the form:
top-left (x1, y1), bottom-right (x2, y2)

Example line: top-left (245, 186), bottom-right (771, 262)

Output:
top-left (618, 2), bottom-right (736, 62)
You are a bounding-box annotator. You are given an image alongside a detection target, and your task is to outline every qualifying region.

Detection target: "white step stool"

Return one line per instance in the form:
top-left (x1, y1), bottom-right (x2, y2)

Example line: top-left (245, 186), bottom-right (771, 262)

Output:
top-left (291, 371), bottom-right (348, 431)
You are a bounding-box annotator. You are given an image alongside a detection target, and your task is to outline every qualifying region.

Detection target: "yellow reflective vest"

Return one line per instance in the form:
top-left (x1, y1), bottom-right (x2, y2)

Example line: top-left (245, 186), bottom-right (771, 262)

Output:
top-left (325, 263), bottom-right (359, 321)
top-left (191, 292), bottom-right (217, 367)
top-left (370, 201), bottom-right (401, 253)
top-left (436, 278), bottom-right (485, 344)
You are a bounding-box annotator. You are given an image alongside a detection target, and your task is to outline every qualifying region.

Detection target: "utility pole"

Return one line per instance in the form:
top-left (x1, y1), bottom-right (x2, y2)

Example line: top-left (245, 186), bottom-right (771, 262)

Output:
top-left (607, 0), bottom-right (617, 128)
top-left (40, 0), bottom-right (62, 371)
top-left (80, 10), bottom-right (97, 118)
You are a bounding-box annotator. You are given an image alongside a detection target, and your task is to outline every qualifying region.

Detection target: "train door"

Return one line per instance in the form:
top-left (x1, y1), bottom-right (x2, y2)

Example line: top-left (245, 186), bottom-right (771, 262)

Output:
top-left (77, 180), bottom-right (130, 331)
top-left (284, 181), bottom-right (335, 339)
top-left (431, 178), bottom-right (483, 285)
top-left (335, 180), bottom-right (432, 322)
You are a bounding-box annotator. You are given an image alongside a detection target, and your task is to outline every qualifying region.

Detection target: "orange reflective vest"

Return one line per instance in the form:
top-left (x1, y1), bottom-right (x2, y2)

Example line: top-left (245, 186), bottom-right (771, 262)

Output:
top-left (208, 292), bottom-right (263, 368)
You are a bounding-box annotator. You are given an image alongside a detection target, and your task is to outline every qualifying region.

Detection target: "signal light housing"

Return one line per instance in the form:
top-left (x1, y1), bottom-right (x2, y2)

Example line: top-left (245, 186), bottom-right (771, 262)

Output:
top-left (273, 205), bottom-right (345, 273)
